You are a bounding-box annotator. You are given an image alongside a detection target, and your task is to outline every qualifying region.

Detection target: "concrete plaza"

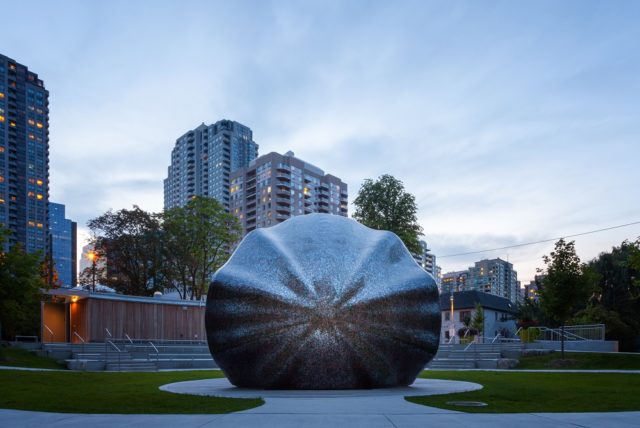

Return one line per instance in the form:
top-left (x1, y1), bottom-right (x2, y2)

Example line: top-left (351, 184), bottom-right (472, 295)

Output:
top-left (2, 376), bottom-right (639, 428)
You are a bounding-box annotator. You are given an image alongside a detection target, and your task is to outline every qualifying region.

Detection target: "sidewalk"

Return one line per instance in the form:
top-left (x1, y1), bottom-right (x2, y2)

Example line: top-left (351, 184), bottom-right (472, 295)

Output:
top-left (1, 408), bottom-right (639, 427)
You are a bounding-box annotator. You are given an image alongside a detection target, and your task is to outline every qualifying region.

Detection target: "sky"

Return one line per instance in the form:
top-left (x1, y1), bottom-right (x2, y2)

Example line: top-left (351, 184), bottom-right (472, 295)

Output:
top-left (1, 0), bottom-right (639, 282)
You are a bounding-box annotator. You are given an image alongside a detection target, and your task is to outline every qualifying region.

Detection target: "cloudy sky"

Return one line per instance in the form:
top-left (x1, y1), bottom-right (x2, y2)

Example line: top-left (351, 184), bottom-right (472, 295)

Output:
top-left (2, 0), bottom-right (639, 282)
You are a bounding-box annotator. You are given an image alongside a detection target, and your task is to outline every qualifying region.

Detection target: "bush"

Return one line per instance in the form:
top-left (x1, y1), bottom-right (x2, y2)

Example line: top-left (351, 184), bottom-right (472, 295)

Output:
top-left (519, 328), bottom-right (541, 343)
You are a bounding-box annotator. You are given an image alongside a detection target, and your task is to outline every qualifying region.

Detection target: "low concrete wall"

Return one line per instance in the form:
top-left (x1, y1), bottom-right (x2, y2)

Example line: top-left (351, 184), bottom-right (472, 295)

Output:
top-left (529, 340), bottom-right (619, 352)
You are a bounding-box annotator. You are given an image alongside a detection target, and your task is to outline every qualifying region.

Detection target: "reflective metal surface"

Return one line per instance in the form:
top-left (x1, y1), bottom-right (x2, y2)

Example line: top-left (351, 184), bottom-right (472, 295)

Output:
top-left (206, 214), bottom-right (440, 389)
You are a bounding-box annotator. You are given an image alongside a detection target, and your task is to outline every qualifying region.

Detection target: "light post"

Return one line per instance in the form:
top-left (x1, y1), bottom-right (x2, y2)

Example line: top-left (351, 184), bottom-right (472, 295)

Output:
top-left (87, 250), bottom-right (98, 292)
top-left (449, 293), bottom-right (455, 343)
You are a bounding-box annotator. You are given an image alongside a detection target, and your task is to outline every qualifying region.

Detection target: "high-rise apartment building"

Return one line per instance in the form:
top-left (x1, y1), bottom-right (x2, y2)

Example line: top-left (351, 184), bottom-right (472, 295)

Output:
top-left (441, 270), bottom-right (469, 294)
top-left (48, 202), bottom-right (77, 287)
top-left (164, 120), bottom-right (258, 210)
top-left (230, 151), bottom-right (348, 234)
top-left (468, 258), bottom-right (519, 304)
top-left (414, 240), bottom-right (437, 276)
top-left (0, 54), bottom-right (49, 253)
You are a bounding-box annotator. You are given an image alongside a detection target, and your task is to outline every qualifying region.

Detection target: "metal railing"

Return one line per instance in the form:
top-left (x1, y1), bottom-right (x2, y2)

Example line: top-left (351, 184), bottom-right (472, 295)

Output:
top-left (531, 324), bottom-right (605, 342)
top-left (105, 339), bottom-right (123, 371)
top-left (73, 331), bottom-right (85, 353)
top-left (149, 341), bottom-right (159, 362)
top-left (44, 324), bottom-right (55, 342)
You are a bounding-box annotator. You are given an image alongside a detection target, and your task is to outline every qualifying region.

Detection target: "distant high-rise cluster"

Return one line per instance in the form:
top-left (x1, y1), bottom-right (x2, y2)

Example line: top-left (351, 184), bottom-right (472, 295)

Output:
top-left (0, 54), bottom-right (49, 254)
top-left (163, 120), bottom-right (258, 210)
top-left (442, 258), bottom-right (519, 304)
top-left (163, 122), bottom-right (350, 235)
top-left (229, 151), bottom-right (348, 235)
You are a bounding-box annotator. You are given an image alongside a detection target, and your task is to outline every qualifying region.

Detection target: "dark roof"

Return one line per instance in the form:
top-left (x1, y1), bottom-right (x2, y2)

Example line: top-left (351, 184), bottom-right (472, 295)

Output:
top-left (439, 290), bottom-right (516, 313)
top-left (44, 288), bottom-right (206, 307)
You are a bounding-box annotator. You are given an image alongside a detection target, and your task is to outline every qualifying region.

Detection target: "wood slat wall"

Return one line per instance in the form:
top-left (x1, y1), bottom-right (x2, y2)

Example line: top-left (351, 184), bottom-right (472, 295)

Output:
top-left (85, 299), bottom-right (206, 341)
top-left (70, 300), bottom-right (89, 343)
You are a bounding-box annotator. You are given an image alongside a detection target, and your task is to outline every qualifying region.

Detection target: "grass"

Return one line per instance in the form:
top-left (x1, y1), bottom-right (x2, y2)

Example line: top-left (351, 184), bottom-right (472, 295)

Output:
top-left (0, 346), bottom-right (66, 369)
top-left (0, 370), bottom-right (263, 414)
top-left (407, 370), bottom-right (640, 413)
top-left (517, 351), bottom-right (640, 370)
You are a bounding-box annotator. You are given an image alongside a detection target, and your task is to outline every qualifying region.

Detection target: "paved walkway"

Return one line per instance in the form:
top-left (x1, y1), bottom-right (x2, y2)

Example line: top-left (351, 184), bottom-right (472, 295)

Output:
top-left (2, 408), bottom-right (640, 427)
top-left (2, 368), bottom-right (639, 426)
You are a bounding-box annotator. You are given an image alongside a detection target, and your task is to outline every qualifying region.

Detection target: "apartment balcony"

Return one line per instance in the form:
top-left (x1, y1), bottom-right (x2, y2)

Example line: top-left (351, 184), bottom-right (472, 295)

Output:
top-left (318, 207), bottom-right (330, 214)
top-left (275, 213), bottom-right (290, 221)
top-left (275, 187), bottom-right (291, 197)
top-left (317, 193), bottom-right (329, 200)
top-left (318, 200), bottom-right (330, 207)
top-left (275, 205), bottom-right (290, 214)
top-left (276, 164), bottom-right (291, 172)
top-left (275, 198), bottom-right (291, 205)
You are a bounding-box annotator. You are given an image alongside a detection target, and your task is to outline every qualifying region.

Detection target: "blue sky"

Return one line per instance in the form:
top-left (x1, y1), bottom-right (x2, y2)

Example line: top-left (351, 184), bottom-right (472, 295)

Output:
top-left (2, 0), bottom-right (639, 282)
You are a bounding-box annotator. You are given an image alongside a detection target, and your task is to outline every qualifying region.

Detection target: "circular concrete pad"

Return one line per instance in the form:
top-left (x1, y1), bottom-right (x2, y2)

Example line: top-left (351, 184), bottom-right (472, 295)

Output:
top-left (160, 378), bottom-right (482, 398)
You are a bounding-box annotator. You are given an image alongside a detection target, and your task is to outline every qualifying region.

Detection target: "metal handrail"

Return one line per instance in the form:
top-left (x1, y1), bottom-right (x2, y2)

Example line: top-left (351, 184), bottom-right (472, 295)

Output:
top-left (73, 332), bottom-right (85, 343)
top-left (106, 340), bottom-right (121, 352)
top-left (125, 334), bottom-right (133, 344)
top-left (105, 328), bottom-right (112, 338)
top-left (44, 324), bottom-right (54, 341)
top-left (149, 341), bottom-right (159, 361)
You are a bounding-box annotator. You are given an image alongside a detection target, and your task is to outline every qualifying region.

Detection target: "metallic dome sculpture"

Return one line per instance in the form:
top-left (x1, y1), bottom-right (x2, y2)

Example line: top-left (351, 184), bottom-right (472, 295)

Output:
top-left (205, 214), bottom-right (440, 389)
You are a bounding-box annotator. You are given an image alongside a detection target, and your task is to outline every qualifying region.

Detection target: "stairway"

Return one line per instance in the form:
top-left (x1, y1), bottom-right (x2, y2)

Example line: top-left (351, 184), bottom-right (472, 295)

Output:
top-left (427, 342), bottom-right (524, 369)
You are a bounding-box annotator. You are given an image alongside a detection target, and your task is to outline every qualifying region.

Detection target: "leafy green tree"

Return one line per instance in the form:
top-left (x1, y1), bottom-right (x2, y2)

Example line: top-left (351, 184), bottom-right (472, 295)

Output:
top-left (0, 230), bottom-right (47, 340)
top-left (87, 206), bottom-right (163, 296)
top-left (571, 238), bottom-right (640, 350)
top-left (162, 197), bottom-right (242, 300)
top-left (471, 303), bottom-right (485, 340)
top-left (539, 239), bottom-right (591, 358)
top-left (353, 174), bottom-right (423, 254)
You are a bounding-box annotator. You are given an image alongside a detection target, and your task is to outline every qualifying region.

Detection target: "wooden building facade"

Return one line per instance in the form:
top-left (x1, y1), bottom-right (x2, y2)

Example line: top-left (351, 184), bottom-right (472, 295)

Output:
top-left (42, 289), bottom-right (206, 343)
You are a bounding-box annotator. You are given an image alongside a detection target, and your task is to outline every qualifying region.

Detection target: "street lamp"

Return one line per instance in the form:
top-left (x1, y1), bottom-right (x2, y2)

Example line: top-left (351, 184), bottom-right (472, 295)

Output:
top-left (449, 293), bottom-right (455, 343)
top-left (87, 250), bottom-right (98, 292)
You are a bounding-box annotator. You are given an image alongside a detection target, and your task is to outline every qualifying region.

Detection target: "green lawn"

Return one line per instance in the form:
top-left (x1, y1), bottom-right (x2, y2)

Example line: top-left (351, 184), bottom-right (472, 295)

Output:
top-left (0, 346), bottom-right (66, 369)
top-left (517, 351), bottom-right (640, 370)
top-left (407, 370), bottom-right (640, 413)
top-left (0, 370), bottom-right (263, 414)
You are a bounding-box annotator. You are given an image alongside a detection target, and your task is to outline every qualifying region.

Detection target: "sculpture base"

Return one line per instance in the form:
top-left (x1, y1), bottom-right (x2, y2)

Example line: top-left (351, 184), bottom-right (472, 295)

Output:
top-left (160, 377), bottom-right (482, 399)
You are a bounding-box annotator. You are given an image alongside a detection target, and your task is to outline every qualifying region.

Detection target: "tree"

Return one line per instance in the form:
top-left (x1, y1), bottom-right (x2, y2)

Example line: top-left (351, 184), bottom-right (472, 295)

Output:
top-left (78, 265), bottom-right (107, 291)
top-left (353, 174), bottom-right (423, 254)
top-left (0, 229), bottom-right (47, 340)
top-left (162, 197), bottom-right (242, 300)
top-left (571, 238), bottom-right (640, 350)
top-left (539, 239), bottom-right (591, 358)
top-left (87, 206), bottom-right (163, 296)
top-left (471, 303), bottom-right (485, 340)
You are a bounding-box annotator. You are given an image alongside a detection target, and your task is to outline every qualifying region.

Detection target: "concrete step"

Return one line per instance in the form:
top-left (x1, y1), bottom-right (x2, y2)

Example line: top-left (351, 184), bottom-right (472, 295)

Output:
top-left (428, 359), bottom-right (477, 369)
top-left (106, 361), bottom-right (157, 372)
top-left (73, 353), bottom-right (133, 361)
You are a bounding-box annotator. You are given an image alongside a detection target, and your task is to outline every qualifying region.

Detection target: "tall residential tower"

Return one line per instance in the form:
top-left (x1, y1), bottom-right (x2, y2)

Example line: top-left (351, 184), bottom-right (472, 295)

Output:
top-left (0, 54), bottom-right (49, 253)
top-left (163, 120), bottom-right (258, 210)
top-left (230, 151), bottom-right (348, 235)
